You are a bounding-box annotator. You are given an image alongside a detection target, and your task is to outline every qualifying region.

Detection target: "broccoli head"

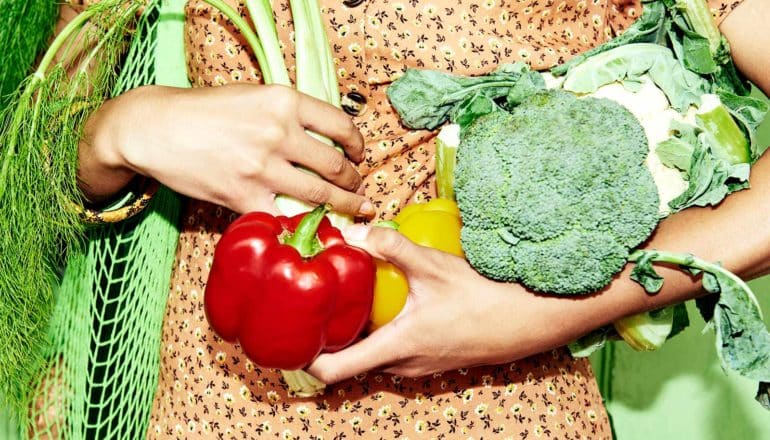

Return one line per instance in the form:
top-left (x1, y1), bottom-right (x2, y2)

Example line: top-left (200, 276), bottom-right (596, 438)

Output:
top-left (455, 90), bottom-right (660, 295)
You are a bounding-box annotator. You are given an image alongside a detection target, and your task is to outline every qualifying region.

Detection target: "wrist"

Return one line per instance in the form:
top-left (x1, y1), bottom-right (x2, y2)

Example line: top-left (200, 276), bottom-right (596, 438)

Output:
top-left (79, 87), bottom-right (154, 202)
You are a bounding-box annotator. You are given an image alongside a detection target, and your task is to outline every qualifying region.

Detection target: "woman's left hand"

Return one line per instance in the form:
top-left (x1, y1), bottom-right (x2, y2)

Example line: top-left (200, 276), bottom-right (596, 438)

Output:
top-left (307, 225), bottom-right (595, 383)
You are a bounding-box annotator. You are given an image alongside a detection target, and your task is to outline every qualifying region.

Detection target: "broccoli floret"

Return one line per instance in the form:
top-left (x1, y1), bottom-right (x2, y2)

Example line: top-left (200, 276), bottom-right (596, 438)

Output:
top-left (455, 90), bottom-right (660, 295)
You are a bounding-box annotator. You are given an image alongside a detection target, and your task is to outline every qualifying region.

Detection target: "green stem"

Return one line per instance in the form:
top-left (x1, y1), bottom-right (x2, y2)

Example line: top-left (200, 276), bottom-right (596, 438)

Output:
top-left (375, 220), bottom-right (400, 230)
top-left (628, 249), bottom-right (761, 315)
top-left (306, 0), bottom-right (340, 107)
top-left (445, 80), bottom-right (521, 102)
top-left (680, 0), bottom-right (721, 55)
top-left (284, 203), bottom-right (330, 257)
top-left (245, 0), bottom-right (290, 86)
top-left (33, 6), bottom-right (98, 82)
top-left (435, 134), bottom-right (458, 200)
top-left (203, 0), bottom-right (272, 84)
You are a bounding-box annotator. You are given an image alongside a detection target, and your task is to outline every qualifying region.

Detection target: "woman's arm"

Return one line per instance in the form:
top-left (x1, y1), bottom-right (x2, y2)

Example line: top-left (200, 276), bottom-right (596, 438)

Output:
top-left (307, 0), bottom-right (770, 381)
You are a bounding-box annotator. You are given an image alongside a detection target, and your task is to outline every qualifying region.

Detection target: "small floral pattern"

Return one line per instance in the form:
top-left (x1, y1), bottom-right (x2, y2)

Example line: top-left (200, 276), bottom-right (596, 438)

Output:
top-left (145, 0), bottom-right (742, 438)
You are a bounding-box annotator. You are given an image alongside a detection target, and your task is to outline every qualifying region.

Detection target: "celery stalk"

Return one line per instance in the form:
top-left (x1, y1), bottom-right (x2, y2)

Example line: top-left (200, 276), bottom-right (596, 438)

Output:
top-left (287, 0), bottom-right (352, 229)
top-left (289, 0), bottom-right (328, 103)
top-left (305, 0), bottom-right (340, 107)
top-left (245, 0), bottom-right (290, 86)
top-left (680, 0), bottom-right (721, 55)
top-left (202, 0), bottom-right (271, 83)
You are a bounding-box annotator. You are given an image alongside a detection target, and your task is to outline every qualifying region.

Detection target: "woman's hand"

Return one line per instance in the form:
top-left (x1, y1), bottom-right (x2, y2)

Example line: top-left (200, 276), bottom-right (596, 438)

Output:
top-left (307, 225), bottom-right (605, 383)
top-left (79, 84), bottom-right (373, 216)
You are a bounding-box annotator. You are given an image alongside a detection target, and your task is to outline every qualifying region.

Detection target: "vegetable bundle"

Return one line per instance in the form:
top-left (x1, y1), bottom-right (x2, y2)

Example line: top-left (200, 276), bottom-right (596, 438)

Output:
top-left (388, 0), bottom-right (770, 408)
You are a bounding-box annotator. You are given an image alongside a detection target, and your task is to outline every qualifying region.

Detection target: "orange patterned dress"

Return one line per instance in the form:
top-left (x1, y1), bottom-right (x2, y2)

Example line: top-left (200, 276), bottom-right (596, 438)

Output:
top-left (141, 1), bottom-right (741, 438)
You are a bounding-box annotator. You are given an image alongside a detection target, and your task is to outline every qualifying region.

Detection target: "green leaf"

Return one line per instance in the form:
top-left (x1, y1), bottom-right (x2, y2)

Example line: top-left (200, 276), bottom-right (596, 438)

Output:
top-left (630, 251), bottom-right (664, 294)
top-left (387, 64), bottom-right (535, 130)
top-left (561, 43), bottom-right (709, 112)
top-left (709, 271), bottom-right (770, 382)
top-left (667, 141), bottom-right (750, 212)
top-left (757, 382), bottom-right (770, 410)
top-left (551, 2), bottom-right (669, 76)
top-left (656, 137), bottom-right (695, 173)
top-left (668, 302), bottom-right (690, 339)
top-left (568, 327), bottom-right (612, 358)
top-left (505, 70), bottom-right (546, 107)
top-left (670, 14), bottom-right (718, 74)
top-left (717, 91), bottom-right (770, 161)
top-left (451, 93), bottom-right (498, 129)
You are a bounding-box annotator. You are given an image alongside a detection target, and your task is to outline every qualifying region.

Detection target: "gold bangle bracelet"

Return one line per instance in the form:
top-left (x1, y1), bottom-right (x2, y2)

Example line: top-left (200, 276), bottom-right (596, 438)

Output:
top-left (76, 177), bottom-right (160, 224)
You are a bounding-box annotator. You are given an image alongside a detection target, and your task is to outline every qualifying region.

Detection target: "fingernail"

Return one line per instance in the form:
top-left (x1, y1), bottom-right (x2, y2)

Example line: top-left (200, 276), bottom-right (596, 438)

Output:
top-left (359, 201), bottom-right (375, 216)
top-left (343, 224), bottom-right (370, 243)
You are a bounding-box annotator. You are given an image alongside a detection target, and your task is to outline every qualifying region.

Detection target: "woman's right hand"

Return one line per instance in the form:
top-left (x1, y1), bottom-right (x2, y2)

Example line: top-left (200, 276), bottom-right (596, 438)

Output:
top-left (79, 84), bottom-right (373, 217)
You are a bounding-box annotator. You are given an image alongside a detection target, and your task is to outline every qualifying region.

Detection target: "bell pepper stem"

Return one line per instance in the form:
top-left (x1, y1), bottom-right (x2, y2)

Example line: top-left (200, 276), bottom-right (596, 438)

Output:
top-left (284, 204), bottom-right (331, 257)
top-left (375, 220), bottom-right (400, 230)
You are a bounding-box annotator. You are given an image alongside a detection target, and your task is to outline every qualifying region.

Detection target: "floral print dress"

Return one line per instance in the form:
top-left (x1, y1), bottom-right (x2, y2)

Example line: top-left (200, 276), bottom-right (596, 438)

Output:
top-left (139, 0), bottom-right (743, 438)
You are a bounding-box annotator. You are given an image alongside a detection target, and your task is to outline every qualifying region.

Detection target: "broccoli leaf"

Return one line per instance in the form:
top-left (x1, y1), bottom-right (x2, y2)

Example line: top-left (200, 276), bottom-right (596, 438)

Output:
top-left (630, 251), bottom-right (665, 294)
top-left (450, 93), bottom-right (498, 129)
top-left (667, 140), bottom-right (749, 211)
top-left (561, 43), bottom-right (709, 112)
top-left (668, 302), bottom-right (690, 339)
top-left (386, 63), bottom-right (539, 130)
top-left (551, 1), bottom-right (668, 76)
top-left (629, 249), bottom-right (770, 409)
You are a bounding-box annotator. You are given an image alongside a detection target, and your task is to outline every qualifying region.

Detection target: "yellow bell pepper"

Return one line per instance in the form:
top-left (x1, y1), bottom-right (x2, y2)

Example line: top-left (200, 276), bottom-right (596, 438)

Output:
top-left (369, 198), bottom-right (464, 330)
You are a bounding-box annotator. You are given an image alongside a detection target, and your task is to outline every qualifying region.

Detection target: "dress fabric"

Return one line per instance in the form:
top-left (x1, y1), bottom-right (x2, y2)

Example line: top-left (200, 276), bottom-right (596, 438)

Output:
top-left (142, 0), bottom-right (742, 438)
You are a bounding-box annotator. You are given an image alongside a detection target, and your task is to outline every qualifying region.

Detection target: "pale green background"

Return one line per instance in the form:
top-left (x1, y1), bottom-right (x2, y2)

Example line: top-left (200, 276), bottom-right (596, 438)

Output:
top-left (594, 91), bottom-right (770, 440)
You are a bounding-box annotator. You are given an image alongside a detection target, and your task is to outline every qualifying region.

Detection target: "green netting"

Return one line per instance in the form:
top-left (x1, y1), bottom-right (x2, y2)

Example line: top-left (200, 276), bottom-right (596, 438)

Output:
top-left (0, 0), bottom-right (187, 438)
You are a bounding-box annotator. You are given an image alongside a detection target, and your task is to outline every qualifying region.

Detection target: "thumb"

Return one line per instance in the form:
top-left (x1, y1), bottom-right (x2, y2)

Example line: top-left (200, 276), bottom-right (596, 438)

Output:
top-left (306, 322), bottom-right (407, 384)
top-left (341, 224), bottom-right (424, 270)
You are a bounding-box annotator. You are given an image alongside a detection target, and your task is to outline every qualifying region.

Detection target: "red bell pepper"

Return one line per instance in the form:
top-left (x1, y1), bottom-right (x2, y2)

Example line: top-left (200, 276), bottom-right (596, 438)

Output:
top-left (204, 204), bottom-right (375, 370)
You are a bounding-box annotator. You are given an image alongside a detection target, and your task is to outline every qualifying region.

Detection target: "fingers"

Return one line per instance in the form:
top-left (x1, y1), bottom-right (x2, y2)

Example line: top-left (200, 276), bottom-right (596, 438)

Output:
top-left (295, 92), bottom-right (365, 162)
top-left (287, 130), bottom-right (363, 193)
top-left (268, 163), bottom-right (374, 217)
top-left (342, 225), bottom-right (430, 270)
top-left (307, 323), bottom-right (407, 384)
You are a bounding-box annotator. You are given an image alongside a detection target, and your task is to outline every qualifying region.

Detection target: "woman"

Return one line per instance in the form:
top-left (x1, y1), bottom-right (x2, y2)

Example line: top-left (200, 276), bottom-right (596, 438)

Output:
top-left (57, 0), bottom-right (770, 438)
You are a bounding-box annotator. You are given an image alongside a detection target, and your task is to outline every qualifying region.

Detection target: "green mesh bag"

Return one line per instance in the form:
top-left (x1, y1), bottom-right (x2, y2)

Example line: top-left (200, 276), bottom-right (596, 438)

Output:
top-left (2, 0), bottom-right (189, 438)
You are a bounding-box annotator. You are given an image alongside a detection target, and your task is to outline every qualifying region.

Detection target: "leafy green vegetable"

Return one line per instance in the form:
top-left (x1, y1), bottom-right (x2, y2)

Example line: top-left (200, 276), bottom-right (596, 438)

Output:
top-left (629, 250), bottom-right (770, 406)
top-left (666, 140), bottom-right (749, 211)
top-left (0, 0), bottom-right (59, 110)
top-left (454, 90), bottom-right (660, 294)
top-left (561, 43), bottom-right (708, 112)
top-left (386, 63), bottom-right (538, 130)
top-left (551, 1), bottom-right (669, 76)
top-left (718, 91), bottom-right (770, 160)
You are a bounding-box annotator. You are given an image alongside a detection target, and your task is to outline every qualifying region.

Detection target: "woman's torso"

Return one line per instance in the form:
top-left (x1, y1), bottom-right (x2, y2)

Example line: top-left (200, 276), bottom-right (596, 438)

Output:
top-left (147, 1), bottom-right (648, 438)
